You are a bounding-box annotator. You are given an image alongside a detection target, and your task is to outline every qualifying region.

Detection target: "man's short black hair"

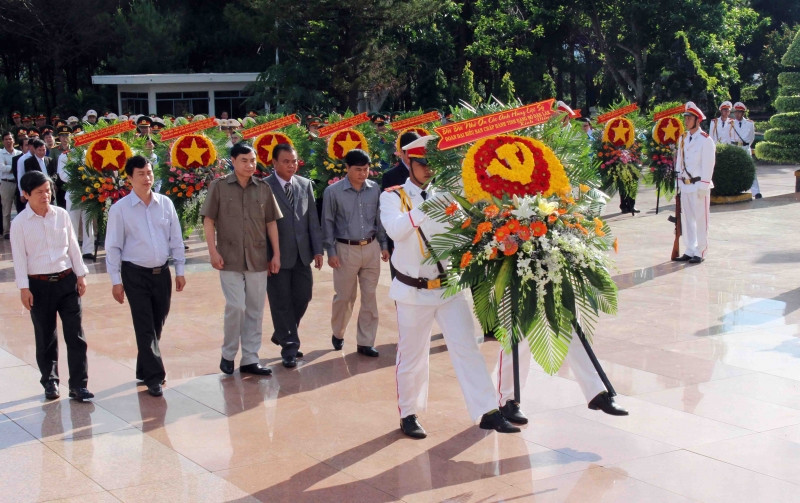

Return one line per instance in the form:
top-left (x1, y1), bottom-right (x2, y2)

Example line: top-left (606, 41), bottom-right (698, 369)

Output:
top-left (344, 148), bottom-right (370, 166)
top-left (20, 170), bottom-right (51, 194)
top-left (2, 131), bottom-right (13, 140)
top-left (230, 142), bottom-right (254, 159)
top-left (30, 138), bottom-right (45, 149)
top-left (272, 143), bottom-right (296, 162)
top-left (399, 131), bottom-right (420, 149)
top-left (124, 154), bottom-right (151, 177)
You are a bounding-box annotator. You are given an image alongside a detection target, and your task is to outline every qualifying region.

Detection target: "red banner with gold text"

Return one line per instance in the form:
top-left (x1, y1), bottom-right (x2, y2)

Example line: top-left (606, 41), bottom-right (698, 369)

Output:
top-left (318, 113), bottom-right (369, 137)
top-left (73, 121), bottom-right (136, 147)
top-left (241, 115), bottom-right (300, 139)
top-left (433, 99), bottom-right (555, 150)
top-left (652, 105), bottom-right (687, 121)
top-left (389, 111), bottom-right (442, 131)
top-left (596, 103), bottom-right (639, 125)
top-left (158, 117), bottom-right (219, 141)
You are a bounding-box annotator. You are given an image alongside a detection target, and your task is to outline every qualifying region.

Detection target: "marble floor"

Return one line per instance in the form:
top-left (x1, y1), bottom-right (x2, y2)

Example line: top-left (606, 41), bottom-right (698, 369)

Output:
top-left (1, 164), bottom-right (799, 502)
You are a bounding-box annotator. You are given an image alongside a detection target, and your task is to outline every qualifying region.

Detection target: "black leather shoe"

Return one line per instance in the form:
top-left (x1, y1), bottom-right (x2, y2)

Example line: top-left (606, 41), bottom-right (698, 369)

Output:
top-left (357, 345), bottom-right (379, 357)
top-left (282, 356), bottom-right (297, 368)
top-left (239, 363), bottom-right (272, 376)
top-left (272, 335), bottom-right (303, 357)
top-left (44, 381), bottom-right (59, 400)
top-left (81, 253), bottom-right (95, 261)
top-left (588, 391), bottom-right (628, 416)
top-left (147, 383), bottom-right (163, 397)
top-left (479, 410), bottom-right (521, 433)
top-left (499, 399), bottom-right (528, 425)
top-left (672, 254), bottom-right (692, 262)
top-left (755, 193), bottom-right (762, 199)
top-left (630, 207), bottom-right (641, 214)
top-left (220, 357), bottom-right (234, 375)
top-left (331, 335), bottom-right (344, 351)
top-left (68, 387), bottom-right (94, 402)
top-left (400, 415), bottom-right (427, 438)
top-left (689, 256), bottom-right (704, 264)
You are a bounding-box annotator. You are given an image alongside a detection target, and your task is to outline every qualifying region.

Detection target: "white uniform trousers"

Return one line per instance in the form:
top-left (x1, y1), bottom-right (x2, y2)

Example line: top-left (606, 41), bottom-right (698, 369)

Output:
top-left (65, 191), bottom-right (95, 255)
top-left (395, 292), bottom-right (498, 422)
top-left (743, 146), bottom-right (760, 195)
top-left (680, 190), bottom-right (710, 258)
top-left (219, 270), bottom-right (269, 366)
top-left (495, 333), bottom-right (606, 405)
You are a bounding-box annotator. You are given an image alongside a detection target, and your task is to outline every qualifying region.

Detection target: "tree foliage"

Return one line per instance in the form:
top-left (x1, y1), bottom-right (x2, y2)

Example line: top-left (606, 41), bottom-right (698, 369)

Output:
top-left (0, 0), bottom-right (798, 124)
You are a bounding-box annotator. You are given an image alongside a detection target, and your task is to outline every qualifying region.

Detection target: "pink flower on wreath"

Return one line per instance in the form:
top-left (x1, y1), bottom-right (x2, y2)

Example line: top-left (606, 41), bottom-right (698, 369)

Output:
top-left (169, 177), bottom-right (175, 182)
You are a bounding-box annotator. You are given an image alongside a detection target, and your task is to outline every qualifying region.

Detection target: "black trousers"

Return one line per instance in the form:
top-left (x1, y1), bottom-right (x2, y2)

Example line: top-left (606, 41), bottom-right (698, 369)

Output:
top-left (28, 272), bottom-right (88, 388)
top-left (266, 255), bottom-right (312, 358)
top-left (121, 262), bottom-right (171, 386)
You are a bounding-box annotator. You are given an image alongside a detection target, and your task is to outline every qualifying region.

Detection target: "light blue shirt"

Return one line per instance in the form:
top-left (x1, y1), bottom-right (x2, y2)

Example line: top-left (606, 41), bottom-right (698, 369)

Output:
top-left (105, 190), bottom-right (185, 285)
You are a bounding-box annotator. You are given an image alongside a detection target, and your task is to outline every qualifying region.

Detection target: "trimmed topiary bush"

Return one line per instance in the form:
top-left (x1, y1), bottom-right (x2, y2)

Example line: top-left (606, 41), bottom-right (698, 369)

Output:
top-left (713, 144), bottom-right (756, 196)
top-left (756, 30), bottom-right (800, 164)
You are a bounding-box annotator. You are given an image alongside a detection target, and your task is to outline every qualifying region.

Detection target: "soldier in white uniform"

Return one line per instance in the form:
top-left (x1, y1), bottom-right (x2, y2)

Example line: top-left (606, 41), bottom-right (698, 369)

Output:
top-left (379, 136), bottom-right (519, 439)
top-left (674, 102), bottom-right (716, 264)
top-left (730, 102), bottom-right (760, 199)
top-left (710, 101), bottom-right (733, 144)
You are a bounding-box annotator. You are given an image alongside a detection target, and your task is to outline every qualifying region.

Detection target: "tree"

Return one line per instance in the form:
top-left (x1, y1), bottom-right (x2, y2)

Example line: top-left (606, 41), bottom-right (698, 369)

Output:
top-left (755, 29), bottom-right (800, 163)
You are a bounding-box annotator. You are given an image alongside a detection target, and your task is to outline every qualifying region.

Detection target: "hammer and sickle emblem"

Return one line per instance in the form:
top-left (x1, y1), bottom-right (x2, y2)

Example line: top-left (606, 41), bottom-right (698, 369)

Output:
top-left (486, 142), bottom-right (535, 183)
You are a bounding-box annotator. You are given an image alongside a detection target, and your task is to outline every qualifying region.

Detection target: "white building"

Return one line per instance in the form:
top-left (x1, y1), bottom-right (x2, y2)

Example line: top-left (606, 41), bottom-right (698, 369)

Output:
top-left (91, 73), bottom-right (259, 118)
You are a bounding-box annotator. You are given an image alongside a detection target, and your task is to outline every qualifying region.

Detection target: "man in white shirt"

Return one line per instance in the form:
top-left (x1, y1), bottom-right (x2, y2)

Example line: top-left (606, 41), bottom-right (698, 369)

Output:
top-left (730, 102), bottom-right (760, 199)
top-left (105, 155), bottom-right (186, 397)
top-left (10, 170), bottom-right (93, 402)
top-left (1, 131), bottom-right (21, 238)
top-left (710, 101), bottom-right (733, 144)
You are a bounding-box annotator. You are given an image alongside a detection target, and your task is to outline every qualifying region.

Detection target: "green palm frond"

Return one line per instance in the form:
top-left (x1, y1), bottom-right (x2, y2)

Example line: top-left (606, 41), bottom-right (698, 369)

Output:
top-left (523, 312), bottom-right (571, 375)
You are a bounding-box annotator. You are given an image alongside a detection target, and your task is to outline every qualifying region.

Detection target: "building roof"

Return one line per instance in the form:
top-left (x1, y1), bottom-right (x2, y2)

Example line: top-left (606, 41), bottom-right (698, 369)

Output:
top-left (91, 73), bottom-right (260, 85)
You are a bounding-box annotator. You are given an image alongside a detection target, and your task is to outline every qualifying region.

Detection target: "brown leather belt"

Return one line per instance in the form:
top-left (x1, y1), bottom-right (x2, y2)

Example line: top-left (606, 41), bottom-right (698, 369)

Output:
top-left (336, 237), bottom-right (374, 246)
top-left (122, 261), bottom-right (169, 274)
top-left (28, 268), bottom-right (72, 282)
top-left (394, 270), bottom-right (447, 290)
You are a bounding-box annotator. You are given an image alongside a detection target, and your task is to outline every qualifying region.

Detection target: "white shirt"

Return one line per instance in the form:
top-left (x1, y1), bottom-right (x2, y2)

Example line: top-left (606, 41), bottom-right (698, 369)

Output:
top-left (675, 129), bottom-right (716, 194)
top-left (10, 204), bottom-right (88, 289)
top-left (380, 179), bottom-right (457, 305)
top-left (710, 117), bottom-right (731, 144)
top-left (0, 147), bottom-right (21, 180)
top-left (16, 151), bottom-right (31, 191)
top-left (57, 151), bottom-right (70, 183)
top-left (730, 118), bottom-right (755, 147)
top-left (105, 190), bottom-right (186, 285)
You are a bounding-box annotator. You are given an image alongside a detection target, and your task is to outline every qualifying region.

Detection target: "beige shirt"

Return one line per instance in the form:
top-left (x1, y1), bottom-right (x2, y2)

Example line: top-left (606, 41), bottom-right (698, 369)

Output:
top-left (201, 173), bottom-right (282, 272)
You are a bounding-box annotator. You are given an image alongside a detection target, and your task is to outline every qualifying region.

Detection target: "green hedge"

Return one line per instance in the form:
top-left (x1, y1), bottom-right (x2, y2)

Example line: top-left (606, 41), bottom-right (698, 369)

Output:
top-left (712, 144), bottom-right (755, 196)
top-left (769, 111), bottom-right (800, 130)
top-left (754, 121), bottom-right (771, 132)
top-left (763, 128), bottom-right (799, 144)
top-left (775, 95), bottom-right (800, 113)
top-left (782, 30), bottom-right (800, 66)
top-left (755, 141), bottom-right (800, 164)
top-left (778, 72), bottom-right (800, 88)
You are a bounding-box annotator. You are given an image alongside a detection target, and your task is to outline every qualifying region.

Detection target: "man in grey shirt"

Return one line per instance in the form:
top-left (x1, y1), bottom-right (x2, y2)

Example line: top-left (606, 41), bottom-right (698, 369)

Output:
top-left (321, 148), bottom-right (388, 357)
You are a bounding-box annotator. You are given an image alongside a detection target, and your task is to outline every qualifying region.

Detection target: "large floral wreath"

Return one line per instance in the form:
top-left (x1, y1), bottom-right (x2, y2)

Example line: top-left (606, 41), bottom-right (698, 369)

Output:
top-left (644, 116), bottom-right (684, 198)
top-left (593, 116), bottom-right (644, 199)
top-left (421, 110), bottom-right (617, 374)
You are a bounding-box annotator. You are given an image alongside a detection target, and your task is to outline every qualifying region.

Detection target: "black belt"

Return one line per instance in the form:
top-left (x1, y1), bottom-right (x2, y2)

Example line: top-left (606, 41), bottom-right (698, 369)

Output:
top-left (1, 178), bottom-right (14, 182)
top-left (394, 270), bottom-right (447, 290)
top-left (122, 261), bottom-right (169, 274)
top-left (336, 237), bottom-right (374, 246)
top-left (681, 176), bottom-right (701, 185)
top-left (29, 268), bottom-right (73, 282)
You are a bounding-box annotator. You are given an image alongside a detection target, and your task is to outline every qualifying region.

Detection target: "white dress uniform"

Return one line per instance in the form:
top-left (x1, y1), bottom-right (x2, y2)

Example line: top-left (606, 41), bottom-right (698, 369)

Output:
top-left (495, 324), bottom-right (606, 407)
top-left (379, 178), bottom-right (498, 422)
top-left (57, 151), bottom-right (94, 255)
top-left (709, 116), bottom-right (732, 144)
top-left (675, 128), bottom-right (716, 258)
top-left (730, 115), bottom-right (759, 195)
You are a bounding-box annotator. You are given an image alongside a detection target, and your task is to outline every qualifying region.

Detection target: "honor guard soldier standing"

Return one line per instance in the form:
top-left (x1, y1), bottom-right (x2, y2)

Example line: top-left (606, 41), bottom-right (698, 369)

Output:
top-left (380, 136), bottom-right (519, 438)
top-left (674, 102), bottom-right (716, 264)
top-left (710, 101), bottom-right (733, 144)
top-left (730, 102), bottom-right (759, 199)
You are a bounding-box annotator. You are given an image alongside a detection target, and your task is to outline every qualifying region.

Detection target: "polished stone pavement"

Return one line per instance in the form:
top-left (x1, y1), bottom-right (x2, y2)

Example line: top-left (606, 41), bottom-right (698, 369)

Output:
top-left (1, 163), bottom-right (799, 502)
